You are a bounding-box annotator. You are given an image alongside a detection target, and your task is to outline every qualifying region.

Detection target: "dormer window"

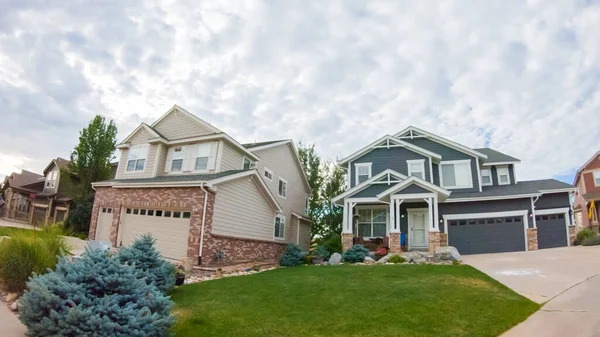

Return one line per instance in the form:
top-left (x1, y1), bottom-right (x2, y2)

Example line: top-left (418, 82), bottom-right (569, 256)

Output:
top-left (497, 166), bottom-right (511, 185)
top-left (407, 160), bottom-right (425, 180)
top-left (242, 157), bottom-right (255, 170)
top-left (171, 147), bottom-right (184, 172)
top-left (126, 144), bottom-right (149, 172)
top-left (481, 168), bottom-right (492, 186)
top-left (355, 163), bottom-right (372, 185)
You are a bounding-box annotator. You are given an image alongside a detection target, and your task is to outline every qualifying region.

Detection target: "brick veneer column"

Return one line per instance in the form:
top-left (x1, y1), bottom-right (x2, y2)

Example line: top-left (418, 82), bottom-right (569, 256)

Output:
top-left (439, 233), bottom-right (448, 247)
top-left (526, 228), bottom-right (538, 251)
top-left (568, 226), bottom-right (577, 245)
top-left (389, 233), bottom-right (401, 253)
top-left (342, 233), bottom-right (353, 251)
top-left (428, 232), bottom-right (441, 253)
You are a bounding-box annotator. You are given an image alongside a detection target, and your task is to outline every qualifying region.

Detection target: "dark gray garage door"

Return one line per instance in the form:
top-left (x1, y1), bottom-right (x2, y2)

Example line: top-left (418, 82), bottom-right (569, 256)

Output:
top-left (536, 214), bottom-right (567, 249)
top-left (447, 216), bottom-right (526, 255)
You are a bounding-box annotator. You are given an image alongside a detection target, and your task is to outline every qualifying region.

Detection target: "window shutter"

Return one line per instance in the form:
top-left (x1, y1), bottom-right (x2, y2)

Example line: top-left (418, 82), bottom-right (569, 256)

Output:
top-left (207, 142), bottom-right (218, 170)
top-left (165, 147), bottom-right (174, 173)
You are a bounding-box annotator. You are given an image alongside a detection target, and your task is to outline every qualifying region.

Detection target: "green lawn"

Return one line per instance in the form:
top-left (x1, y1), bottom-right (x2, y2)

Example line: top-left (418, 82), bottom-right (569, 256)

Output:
top-left (170, 264), bottom-right (539, 337)
top-left (0, 226), bottom-right (32, 237)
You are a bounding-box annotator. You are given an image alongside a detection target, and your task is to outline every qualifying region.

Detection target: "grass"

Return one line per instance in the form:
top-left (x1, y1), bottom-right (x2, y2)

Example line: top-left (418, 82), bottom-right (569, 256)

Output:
top-left (0, 226), bottom-right (32, 237)
top-left (170, 265), bottom-right (539, 337)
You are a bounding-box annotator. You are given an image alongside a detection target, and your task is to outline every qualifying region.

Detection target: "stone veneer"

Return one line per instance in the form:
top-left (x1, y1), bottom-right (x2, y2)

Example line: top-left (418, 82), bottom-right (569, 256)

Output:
top-left (526, 228), bottom-right (538, 251)
top-left (428, 231), bottom-right (446, 253)
top-left (90, 186), bottom-right (287, 266)
top-left (388, 232), bottom-right (401, 253)
top-left (342, 233), bottom-right (353, 251)
top-left (568, 225), bottom-right (577, 245)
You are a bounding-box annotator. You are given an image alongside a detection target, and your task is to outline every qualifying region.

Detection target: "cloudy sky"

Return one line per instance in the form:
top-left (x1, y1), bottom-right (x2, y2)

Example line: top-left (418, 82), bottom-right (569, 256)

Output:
top-left (1, 0), bottom-right (599, 183)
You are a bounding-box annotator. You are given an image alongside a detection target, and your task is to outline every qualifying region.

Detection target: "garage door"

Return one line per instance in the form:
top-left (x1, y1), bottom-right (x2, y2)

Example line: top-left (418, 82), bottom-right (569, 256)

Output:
top-left (120, 208), bottom-right (191, 260)
top-left (536, 213), bottom-right (568, 249)
top-left (95, 207), bottom-right (113, 242)
top-left (447, 215), bottom-right (526, 255)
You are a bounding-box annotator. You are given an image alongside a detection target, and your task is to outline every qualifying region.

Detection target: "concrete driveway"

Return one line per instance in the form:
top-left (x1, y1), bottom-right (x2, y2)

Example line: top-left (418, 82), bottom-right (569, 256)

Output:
top-left (463, 246), bottom-right (600, 336)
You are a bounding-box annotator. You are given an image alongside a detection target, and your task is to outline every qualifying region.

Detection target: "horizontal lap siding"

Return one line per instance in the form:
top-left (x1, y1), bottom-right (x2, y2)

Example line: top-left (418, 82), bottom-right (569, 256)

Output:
top-left (353, 184), bottom-right (392, 198)
top-left (220, 142), bottom-right (245, 171)
top-left (153, 110), bottom-right (215, 140)
top-left (398, 184), bottom-right (430, 194)
top-left (349, 147), bottom-right (430, 188)
top-left (536, 192), bottom-right (571, 211)
top-left (438, 198), bottom-right (533, 232)
top-left (298, 220), bottom-right (311, 250)
top-left (212, 178), bottom-right (276, 241)
top-left (115, 128), bottom-right (158, 179)
top-left (253, 145), bottom-right (310, 243)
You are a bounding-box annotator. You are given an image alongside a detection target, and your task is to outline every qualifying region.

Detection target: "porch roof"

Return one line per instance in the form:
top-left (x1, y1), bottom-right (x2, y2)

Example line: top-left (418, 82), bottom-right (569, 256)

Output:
top-left (376, 176), bottom-right (451, 202)
top-left (332, 169), bottom-right (407, 205)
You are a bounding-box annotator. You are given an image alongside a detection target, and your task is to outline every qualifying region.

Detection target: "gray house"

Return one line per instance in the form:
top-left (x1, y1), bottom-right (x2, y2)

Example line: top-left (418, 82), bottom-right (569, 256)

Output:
top-left (333, 126), bottom-right (576, 255)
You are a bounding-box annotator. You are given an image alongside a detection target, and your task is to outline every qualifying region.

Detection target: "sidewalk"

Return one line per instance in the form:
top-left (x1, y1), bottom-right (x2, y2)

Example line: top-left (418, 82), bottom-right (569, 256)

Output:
top-left (0, 303), bottom-right (26, 337)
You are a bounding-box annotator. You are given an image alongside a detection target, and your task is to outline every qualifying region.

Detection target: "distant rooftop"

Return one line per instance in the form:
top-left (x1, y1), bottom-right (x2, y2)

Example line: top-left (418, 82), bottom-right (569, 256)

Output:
top-left (242, 140), bottom-right (287, 149)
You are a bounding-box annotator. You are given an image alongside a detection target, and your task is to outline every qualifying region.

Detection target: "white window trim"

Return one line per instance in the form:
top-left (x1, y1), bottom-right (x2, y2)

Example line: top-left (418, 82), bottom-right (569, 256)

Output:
top-left (274, 214), bottom-right (286, 240)
top-left (125, 144), bottom-right (149, 173)
top-left (354, 205), bottom-right (389, 239)
top-left (278, 177), bottom-right (288, 199)
top-left (264, 167), bottom-right (274, 182)
top-left (439, 159), bottom-right (473, 189)
top-left (305, 195), bottom-right (310, 215)
top-left (169, 146), bottom-right (185, 173)
top-left (594, 171), bottom-right (600, 187)
top-left (241, 156), bottom-right (255, 170)
top-left (354, 162), bottom-right (372, 186)
top-left (480, 168), bottom-right (492, 186)
top-left (407, 159), bottom-right (426, 180)
top-left (496, 166), bottom-right (511, 185)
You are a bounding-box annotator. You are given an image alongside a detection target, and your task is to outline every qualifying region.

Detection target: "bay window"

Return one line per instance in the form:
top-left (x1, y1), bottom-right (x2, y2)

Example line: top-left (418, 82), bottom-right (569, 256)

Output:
top-left (354, 163), bottom-right (372, 185)
top-left (356, 208), bottom-right (387, 238)
top-left (126, 144), bottom-right (149, 172)
top-left (481, 168), bottom-right (492, 186)
top-left (440, 160), bottom-right (473, 189)
top-left (497, 166), bottom-right (511, 185)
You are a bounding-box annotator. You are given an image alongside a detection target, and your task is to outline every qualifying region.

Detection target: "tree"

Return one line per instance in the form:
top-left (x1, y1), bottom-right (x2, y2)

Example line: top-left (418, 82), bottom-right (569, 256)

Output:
top-left (68, 115), bottom-right (118, 200)
top-left (298, 143), bottom-right (323, 232)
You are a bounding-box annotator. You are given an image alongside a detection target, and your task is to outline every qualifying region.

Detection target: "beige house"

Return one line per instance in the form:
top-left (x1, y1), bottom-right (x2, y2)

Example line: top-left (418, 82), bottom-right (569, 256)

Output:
top-left (90, 105), bottom-right (311, 265)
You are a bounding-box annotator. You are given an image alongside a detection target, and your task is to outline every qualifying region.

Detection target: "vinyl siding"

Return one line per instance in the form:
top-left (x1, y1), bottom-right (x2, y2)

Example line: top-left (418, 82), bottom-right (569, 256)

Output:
top-left (438, 198), bottom-right (533, 231)
top-left (353, 184), bottom-right (392, 198)
top-left (115, 129), bottom-right (157, 180)
top-left (536, 192), bottom-right (570, 211)
top-left (220, 142), bottom-right (246, 171)
top-left (349, 147), bottom-right (430, 188)
top-left (404, 138), bottom-right (480, 192)
top-left (298, 220), bottom-right (311, 250)
top-left (490, 164), bottom-right (516, 186)
top-left (155, 144), bottom-right (167, 176)
top-left (153, 110), bottom-right (216, 140)
top-left (212, 178), bottom-right (278, 241)
top-left (252, 144), bottom-right (310, 242)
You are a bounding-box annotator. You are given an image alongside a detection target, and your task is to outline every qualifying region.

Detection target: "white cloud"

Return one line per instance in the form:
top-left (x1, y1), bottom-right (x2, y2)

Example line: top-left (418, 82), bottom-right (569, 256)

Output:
top-left (0, 0), bottom-right (599, 182)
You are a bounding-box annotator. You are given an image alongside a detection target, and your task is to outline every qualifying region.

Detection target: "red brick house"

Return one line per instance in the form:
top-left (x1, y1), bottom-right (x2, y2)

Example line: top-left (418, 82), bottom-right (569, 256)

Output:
top-left (574, 151), bottom-right (600, 230)
top-left (89, 105), bottom-right (311, 266)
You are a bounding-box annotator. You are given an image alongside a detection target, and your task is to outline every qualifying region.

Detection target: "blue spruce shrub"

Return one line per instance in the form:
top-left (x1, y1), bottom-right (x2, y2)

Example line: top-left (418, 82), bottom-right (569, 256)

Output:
top-left (279, 243), bottom-right (303, 266)
top-left (117, 234), bottom-right (176, 294)
top-left (342, 244), bottom-right (369, 263)
top-left (20, 248), bottom-right (174, 337)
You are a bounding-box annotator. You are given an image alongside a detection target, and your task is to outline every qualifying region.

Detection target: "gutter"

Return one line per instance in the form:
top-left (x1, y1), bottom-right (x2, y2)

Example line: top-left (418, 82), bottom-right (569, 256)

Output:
top-left (198, 183), bottom-right (209, 265)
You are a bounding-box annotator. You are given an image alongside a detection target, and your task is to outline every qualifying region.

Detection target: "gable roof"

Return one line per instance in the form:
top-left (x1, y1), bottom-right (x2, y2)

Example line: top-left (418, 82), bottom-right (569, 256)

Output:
top-left (394, 126), bottom-right (488, 160)
top-left (43, 157), bottom-right (71, 175)
top-left (332, 169), bottom-right (408, 204)
top-left (246, 139), bottom-right (312, 193)
top-left (376, 176), bottom-right (451, 201)
top-left (474, 148), bottom-right (520, 165)
top-left (243, 140), bottom-right (288, 149)
top-left (338, 134), bottom-right (442, 166)
top-left (574, 150), bottom-right (600, 185)
top-left (120, 123), bottom-right (166, 145)
top-left (3, 170), bottom-right (44, 190)
top-left (151, 105), bottom-right (222, 135)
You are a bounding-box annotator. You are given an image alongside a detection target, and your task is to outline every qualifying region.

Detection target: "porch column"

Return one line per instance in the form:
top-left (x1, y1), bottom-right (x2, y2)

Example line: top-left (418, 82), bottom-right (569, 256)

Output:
top-left (389, 198), bottom-right (402, 254)
top-left (389, 199), bottom-right (395, 233)
top-left (433, 196), bottom-right (439, 231)
top-left (342, 201), bottom-right (354, 252)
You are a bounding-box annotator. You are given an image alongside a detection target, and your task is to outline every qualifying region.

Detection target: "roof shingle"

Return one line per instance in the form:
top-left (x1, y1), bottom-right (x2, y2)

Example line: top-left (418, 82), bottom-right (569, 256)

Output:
top-left (474, 148), bottom-right (520, 163)
top-left (448, 179), bottom-right (574, 199)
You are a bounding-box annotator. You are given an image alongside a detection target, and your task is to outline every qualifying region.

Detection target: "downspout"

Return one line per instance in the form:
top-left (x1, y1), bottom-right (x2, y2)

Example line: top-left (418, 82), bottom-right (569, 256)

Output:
top-left (198, 183), bottom-right (209, 265)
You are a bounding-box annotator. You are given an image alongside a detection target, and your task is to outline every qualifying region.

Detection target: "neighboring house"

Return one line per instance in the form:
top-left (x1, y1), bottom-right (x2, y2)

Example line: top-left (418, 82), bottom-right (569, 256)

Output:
top-left (29, 157), bottom-right (77, 225)
top-left (573, 151), bottom-right (600, 230)
top-left (89, 105), bottom-right (311, 266)
top-left (1, 170), bottom-right (45, 221)
top-left (333, 126), bottom-right (576, 255)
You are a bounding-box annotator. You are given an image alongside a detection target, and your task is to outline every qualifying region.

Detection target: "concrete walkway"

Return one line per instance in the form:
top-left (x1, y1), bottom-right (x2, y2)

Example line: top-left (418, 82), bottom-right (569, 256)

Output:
top-left (0, 303), bottom-right (26, 336)
top-left (0, 218), bottom-right (36, 230)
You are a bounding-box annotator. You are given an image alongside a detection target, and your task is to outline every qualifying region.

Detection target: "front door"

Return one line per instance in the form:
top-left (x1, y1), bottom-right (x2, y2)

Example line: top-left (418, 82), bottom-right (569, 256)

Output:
top-left (409, 210), bottom-right (428, 248)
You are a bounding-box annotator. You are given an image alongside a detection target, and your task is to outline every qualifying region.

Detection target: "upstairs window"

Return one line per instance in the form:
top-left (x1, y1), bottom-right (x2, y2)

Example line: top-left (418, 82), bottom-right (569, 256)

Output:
top-left (407, 159), bottom-right (425, 180)
top-left (274, 215), bottom-right (285, 239)
top-left (195, 143), bottom-right (211, 171)
top-left (497, 166), bottom-right (511, 185)
top-left (264, 168), bottom-right (273, 181)
top-left (171, 147), bottom-right (184, 172)
top-left (305, 195), bottom-right (310, 215)
top-left (242, 157), bottom-right (254, 170)
top-left (126, 144), bottom-right (148, 172)
top-left (278, 178), bottom-right (288, 199)
top-left (355, 163), bottom-right (372, 185)
top-left (481, 168), bottom-right (492, 186)
top-left (45, 170), bottom-right (58, 188)
top-left (440, 160), bottom-right (473, 189)
top-left (594, 171), bottom-right (600, 187)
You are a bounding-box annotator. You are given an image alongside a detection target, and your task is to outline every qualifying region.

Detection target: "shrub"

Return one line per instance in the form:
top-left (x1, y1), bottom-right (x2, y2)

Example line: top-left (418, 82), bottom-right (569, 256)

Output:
top-left (320, 234), bottom-right (343, 254)
top-left (581, 235), bottom-right (600, 246)
top-left (342, 244), bottom-right (369, 263)
top-left (576, 227), bottom-right (596, 245)
top-left (20, 248), bottom-right (173, 336)
top-left (0, 226), bottom-right (72, 293)
top-left (279, 244), bottom-right (303, 266)
top-left (117, 234), bottom-right (175, 294)
top-left (388, 255), bottom-right (406, 264)
top-left (65, 196), bottom-right (93, 235)
top-left (311, 245), bottom-right (329, 259)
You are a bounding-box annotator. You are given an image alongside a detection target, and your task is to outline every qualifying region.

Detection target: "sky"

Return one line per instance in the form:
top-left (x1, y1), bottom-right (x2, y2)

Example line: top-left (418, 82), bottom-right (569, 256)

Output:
top-left (1, 0), bottom-right (599, 184)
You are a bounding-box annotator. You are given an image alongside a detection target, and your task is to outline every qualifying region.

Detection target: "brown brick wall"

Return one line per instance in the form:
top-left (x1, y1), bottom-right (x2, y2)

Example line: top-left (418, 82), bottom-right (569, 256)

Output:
top-left (568, 225), bottom-right (577, 245)
top-left (440, 233), bottom-right (448, 247)
top-left (389, 232), bottom-right (401, 253)
top-left (527, 228), bottom-right (538, 251)
top-left (90, 186), bottom-right (286, 266)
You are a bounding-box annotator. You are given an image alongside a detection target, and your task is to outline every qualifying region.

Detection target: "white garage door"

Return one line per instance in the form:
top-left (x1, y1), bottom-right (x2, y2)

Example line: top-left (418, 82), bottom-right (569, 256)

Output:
top-left (95, 207), bottom-right (114, 242)
top-left (119, 208), bottom-right (191, 260)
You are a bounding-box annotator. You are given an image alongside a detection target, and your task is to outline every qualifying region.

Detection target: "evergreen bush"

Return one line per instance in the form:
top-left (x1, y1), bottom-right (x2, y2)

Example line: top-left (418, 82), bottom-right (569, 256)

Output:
top-left (388, 255), bottom-right (406, 264)
top-left (311, 245), bottom-right (329, 259)
top-left (279, 244), bottom-right (303, 266)
top-left (581, 235), bottom-right (600, 246)
top-left (342, 244), bottom-right (369, 263)
top-left (320, 234), bottom-right (343, 254)
top-left (117, 234), bottom-right (175, 294)
top-left (20, 248), bottom-right (173, 336)
top-left (576, 227), bottom-right (596, 245)
top-left (0, 226), bottom-right (71, 292)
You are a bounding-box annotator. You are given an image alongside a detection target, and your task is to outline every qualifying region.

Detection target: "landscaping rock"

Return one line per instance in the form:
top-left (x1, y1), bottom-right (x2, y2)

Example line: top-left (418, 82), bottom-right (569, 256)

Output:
top-left (5, 292), bottom-right (18, 303)
top-left (364, 256), bottom-right (375, 264)
top-left (376, 253), bottom-right (399, 264)
top-left (10, 301), bottom-right (18, 312)
top-left (328, 253), bottom-right (342, 265)
top-left (434, 246), bottom-right (461, 261)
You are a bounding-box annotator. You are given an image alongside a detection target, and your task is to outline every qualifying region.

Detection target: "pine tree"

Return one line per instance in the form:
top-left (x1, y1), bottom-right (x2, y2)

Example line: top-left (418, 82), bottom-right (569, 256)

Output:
top-left (19, 248), bottom-right (174, 337)
top-left (117, 234), bottom-right (176, 294)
